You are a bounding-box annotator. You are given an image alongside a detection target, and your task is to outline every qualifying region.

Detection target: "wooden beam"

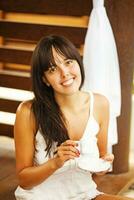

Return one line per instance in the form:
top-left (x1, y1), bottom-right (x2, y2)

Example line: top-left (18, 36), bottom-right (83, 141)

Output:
top-left (105, 0), bottom-right (134, 173)
top-left (0, 0), bottom-right (92, 16)
top-left (0, 46), bottom-right (32, 65)
top-left (0, 99), bottom-right (20, 113)
top-left (0, 124), bottom-right (13, 138)
top-left (0, 20), bottom-right (87, 46)
top-left (0, 70), bottom-right (31, 90)
top-left (0, 46), bottom-right (82, 66)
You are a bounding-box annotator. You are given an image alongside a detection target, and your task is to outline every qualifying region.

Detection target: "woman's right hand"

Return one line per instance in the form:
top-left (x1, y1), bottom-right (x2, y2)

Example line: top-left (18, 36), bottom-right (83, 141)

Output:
top-left (53, 140), bottom-right (80, 168)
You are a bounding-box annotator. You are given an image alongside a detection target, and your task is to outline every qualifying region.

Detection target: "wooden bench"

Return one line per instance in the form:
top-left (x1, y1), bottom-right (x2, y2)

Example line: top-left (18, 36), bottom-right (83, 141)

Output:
top-left (0, 0), bottom-right (134, 199)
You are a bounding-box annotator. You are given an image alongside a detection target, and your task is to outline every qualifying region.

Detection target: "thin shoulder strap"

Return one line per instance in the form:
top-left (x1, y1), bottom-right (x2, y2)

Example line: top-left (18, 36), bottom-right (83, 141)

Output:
top-left (89, 91), bottom-right (94, 117)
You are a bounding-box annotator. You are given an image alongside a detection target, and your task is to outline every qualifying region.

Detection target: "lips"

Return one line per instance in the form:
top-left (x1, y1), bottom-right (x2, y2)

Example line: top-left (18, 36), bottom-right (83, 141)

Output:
top-left (61, 78), bottom-right (74, 86)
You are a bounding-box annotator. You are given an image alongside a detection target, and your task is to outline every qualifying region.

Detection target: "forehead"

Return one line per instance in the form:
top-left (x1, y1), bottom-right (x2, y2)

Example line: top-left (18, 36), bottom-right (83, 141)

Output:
top-left (52, 47), bottom-right (67, 65)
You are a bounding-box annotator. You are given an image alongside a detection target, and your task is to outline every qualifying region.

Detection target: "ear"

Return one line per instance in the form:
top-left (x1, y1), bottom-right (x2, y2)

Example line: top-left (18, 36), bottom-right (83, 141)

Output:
top-left (42, 76), bottom-right (50, 87)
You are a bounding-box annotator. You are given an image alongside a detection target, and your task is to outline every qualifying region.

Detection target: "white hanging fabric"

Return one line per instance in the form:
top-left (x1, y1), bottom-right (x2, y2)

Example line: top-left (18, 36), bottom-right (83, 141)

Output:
top-left (83, 0), bottom-right (121, 152)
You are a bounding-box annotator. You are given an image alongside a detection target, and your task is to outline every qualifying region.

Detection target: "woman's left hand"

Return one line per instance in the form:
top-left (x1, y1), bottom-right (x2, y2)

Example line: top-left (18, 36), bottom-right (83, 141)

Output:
top-left (102, 153), bottom-right (114, 163)
top-left (94, 153), bottom-right (114, 176)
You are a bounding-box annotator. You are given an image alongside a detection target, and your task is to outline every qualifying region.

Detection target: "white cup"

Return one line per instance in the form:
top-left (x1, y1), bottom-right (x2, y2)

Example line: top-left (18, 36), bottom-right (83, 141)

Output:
top-left (74, 141), bottom-right (81, 152)
top-left (79, 140), bottom-right (90, 155)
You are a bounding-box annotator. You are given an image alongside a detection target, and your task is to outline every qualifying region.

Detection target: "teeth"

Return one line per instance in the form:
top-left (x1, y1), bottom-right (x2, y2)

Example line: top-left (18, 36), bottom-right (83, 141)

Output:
top-left (62, 78), bottom-right (74, 86)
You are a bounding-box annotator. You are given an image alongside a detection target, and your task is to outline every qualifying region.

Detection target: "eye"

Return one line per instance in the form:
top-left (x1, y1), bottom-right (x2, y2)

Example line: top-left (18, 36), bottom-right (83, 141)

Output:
top-left (65, 59), bottom-right (74, 66)
top-left (48, 66), bottom-right (58, 73)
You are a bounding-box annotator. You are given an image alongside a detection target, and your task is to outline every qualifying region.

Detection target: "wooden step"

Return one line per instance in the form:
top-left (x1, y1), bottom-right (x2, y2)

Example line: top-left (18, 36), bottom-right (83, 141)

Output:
top-left (0, 99), bottom-right (20, 113)
top-left (0, 20), bottom-right (87, 46)
top-left (0, 124), bottom-right (13, 137)
top-left (0, 45), bottom-right (33, 65)
top-left (0, 0), bottom-right (91, 16)
top-left (0, 70), bottom-right (31, 90)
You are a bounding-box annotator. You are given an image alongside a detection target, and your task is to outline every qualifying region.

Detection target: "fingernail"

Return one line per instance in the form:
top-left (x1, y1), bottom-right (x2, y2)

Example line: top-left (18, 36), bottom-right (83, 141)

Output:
top-left (78, 150), bottom-right (80, 154)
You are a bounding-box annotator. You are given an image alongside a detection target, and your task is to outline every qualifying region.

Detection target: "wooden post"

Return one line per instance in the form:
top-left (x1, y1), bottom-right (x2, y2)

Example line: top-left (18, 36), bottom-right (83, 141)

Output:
top-left (0, 10), bottom-right (4, 69)
top-left (105, 0), bottom-right (134, 173)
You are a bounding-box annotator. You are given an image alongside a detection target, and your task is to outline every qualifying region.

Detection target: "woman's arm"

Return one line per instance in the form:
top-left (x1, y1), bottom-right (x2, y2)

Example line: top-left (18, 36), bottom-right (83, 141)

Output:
top-left (96, 94), bottom-right (109, 158)
top-left (14, 101), bottom-right (58, 189)
top-left (93, 94), bottom-right (114, 177)
top-left (96, 94), bottom-right (114, 158)
top-left (14, 101), bottom-right (78, 189)
top-left (95, 94), bottom-right (114, 162)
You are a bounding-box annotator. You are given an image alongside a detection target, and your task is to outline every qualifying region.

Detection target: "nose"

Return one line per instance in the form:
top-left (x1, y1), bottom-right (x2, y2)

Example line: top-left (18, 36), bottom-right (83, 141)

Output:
top-left (59, 64), bottom-right (70, 78)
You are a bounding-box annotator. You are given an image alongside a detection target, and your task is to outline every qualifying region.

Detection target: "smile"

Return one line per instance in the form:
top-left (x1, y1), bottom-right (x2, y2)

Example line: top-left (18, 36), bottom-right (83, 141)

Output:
top-left (61, 78), bottom-right (74, 86)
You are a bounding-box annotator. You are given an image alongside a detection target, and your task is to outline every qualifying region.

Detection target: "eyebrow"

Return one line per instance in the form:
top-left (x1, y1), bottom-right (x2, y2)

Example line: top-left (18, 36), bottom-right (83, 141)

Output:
top-left (63, 58), bottom-right (72, 61)
top-left (51, 58), bottom-right (69, 66)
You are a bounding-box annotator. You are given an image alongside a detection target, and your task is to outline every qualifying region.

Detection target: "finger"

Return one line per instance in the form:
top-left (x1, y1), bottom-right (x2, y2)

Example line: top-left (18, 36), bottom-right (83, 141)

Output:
top-left (102, 154), bottom-right (114, 162)
top-left (57, 150), bottom-right (63, 157)
top-left (63, 150), bottom-right (79, 157)
top-left (57, 149), bottom-right (79, 157)
top-left (62, 140), bottom-right (78, 147)
top-left (58, 145), bottom-right (79, 154)
top-left (64, 154), bottom-right (76, 161)
top-left (105, 156), bottom-right (114, 162)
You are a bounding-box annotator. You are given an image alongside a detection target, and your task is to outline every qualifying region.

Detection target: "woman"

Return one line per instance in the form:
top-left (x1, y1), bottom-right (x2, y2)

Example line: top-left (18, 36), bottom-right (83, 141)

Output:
top-left (14, 35), bottom-right (132, 200)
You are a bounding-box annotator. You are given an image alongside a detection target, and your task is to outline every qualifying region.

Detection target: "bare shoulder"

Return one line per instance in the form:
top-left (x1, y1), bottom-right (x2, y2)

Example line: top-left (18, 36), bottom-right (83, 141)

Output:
top-left (93, 93), bottom-right (109, 124)
top-left (16, 100), bottom-right (35, 120)
top-left (14, 100), bottom-right (37, 173)
top-left (16, 100), bottom-right (33, 114)
top-left (15, 100), bottom-right (36, 133)
top-left (94, 93), bottom-right (109, 110)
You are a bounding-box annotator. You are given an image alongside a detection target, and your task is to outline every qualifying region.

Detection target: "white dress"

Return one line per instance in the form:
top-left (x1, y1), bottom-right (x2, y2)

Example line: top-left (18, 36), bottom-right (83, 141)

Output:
top-left (15, 91), bottom-right (103, 200)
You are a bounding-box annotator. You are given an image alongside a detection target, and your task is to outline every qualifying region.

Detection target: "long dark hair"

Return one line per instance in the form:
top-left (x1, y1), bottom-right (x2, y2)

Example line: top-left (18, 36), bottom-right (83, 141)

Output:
top-left (31, 35), bottom-right (85, 155)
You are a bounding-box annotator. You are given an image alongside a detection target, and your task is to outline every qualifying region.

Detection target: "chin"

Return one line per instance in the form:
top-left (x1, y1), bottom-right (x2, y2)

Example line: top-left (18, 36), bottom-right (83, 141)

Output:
top-left (55, 81), bottom-right (81, 96)
top-left (63, 87), bottom-right (80, 96)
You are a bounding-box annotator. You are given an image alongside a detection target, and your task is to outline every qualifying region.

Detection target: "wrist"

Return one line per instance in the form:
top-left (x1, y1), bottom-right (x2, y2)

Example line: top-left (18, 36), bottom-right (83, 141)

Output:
top-left (50, 157), bottom-right (61, 170)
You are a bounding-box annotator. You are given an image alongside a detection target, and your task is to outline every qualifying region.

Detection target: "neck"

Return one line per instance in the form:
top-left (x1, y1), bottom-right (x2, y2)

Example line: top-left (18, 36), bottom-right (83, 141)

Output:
top-left (54, 91), bottom-right (82, 111)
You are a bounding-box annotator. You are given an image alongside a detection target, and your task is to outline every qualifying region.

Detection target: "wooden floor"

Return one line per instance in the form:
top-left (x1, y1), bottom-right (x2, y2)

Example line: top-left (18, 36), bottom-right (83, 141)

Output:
top-left (0, 153), bottom-right (16, 199)
top-left (0, 138), bottom-right (18, 200)
top-left (0, 136), bottom-right (134, 200)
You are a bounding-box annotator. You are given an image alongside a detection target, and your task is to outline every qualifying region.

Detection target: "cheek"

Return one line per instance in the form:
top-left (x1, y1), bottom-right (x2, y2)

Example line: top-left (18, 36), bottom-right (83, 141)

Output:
top-left (72, 64), bottom-right (82, 78)
top-left (75, 66), bottom-right (82, 85)
top-left (45, 74), bottom-right (60, 87)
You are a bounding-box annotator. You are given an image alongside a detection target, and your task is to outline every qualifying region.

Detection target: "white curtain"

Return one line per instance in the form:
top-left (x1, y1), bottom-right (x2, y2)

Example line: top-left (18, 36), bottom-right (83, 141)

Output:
top-left (83, 0), bottom-right (121, 152)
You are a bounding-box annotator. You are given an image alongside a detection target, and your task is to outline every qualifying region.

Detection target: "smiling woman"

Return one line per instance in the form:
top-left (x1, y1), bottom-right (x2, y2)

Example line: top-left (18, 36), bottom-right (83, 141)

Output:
top-left (43, 50), bottom-right (82, 95)
top-left (14, 35), bottom-right (132, 200)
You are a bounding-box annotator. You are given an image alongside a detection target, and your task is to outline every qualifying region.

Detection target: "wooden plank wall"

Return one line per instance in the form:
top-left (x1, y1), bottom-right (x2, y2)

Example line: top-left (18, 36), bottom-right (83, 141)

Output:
top-left (0, 0), bottom-right (134, 174)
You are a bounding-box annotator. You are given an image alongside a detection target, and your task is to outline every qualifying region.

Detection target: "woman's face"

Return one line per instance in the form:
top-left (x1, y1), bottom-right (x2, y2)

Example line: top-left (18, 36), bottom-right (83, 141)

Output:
top-left (43, 48), bottom-right (82, 96)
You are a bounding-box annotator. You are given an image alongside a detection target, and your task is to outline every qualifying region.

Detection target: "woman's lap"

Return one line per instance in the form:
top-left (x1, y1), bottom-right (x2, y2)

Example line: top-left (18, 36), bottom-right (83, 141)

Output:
top-left (94, 193), bottom-right (134, 200)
